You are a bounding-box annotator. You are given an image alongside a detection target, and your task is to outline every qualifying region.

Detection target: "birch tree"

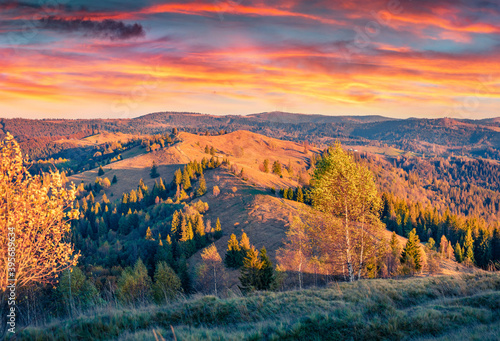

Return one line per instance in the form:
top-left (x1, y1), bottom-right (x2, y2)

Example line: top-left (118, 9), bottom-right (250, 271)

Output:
top-left (276, 216), bottom-right (310, 289)
top-left (0, 133), bottom-right (80, 290)
top-left (308, 142), bottom-right (381, 282)
top-left (200, 244), bottom-right (224, 296)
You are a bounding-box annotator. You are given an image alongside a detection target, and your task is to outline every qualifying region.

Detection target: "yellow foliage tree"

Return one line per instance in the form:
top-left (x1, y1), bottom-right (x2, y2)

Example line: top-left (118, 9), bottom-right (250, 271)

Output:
top-left (0, 133), bottom-right (80, 290)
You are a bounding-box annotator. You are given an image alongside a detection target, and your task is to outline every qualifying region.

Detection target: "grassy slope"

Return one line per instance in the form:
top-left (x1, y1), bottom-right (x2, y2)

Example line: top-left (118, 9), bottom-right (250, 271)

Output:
top-left (16, 273), bottom-right (500, 341)
top-left (68, 130), bottom-right (316, 202)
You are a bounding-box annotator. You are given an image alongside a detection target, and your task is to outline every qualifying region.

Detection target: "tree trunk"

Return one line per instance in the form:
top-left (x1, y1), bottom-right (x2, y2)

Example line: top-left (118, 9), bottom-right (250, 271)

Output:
top-left (358, 212), bottom-right (365, 281)
top-left (213, 265), bottom-right (217, 296)
top-left (344, 198), bottom-right (354, 282)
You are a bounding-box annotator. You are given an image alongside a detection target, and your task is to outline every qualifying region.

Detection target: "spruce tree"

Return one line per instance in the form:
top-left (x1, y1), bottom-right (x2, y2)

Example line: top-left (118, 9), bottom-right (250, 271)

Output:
top-left (238, 246), bottom-right (263, 294)
top-left (296, 187), bottom-right (304, 203)
top-left (197, 173), bottom-right (207, 196)
top-left (150, 162), bottom-right (160, 178)
top-left (170, 211), bottom-right (181, 240)
top-left (214, 217), bottom-right (223, 239)
top-left (112, 174), bottom-right (118, 184)
top-left (454, 242), bottom-right (463, 263)
top-left (224, 234), bottom-right (243, 268)
top-left (257, 247), bottom-right (275, 290)
top-left (474, 229), bottom-right (491, 269)
top-left (145, 227), bottom-right (154, 240)
top-left (98, 166), bottom-right (105, 176)
top-left (464, 229), bottom-right (475, 264)
top-left (174, 169), bottom-right (182, 186)
top-left (182, 169), bottom-right (191, 190)
top-left (401, 228), bottom-right (422, 273)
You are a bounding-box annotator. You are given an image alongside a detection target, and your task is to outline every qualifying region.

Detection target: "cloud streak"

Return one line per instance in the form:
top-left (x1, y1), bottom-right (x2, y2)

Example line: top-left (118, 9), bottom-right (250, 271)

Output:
top-left (39, 16), bottom-right (145, 40)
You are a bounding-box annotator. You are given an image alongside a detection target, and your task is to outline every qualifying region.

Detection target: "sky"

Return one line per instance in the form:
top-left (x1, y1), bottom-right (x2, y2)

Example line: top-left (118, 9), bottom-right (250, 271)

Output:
top-left (0, 0), bottom-right (499, 119)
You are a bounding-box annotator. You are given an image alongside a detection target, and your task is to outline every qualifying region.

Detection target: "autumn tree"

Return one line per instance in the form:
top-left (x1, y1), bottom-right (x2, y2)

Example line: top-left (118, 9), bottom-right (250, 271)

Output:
top-left (263, 159), bottom-right (270, 173)
top-left (272, 161), bottom-right (282, 176)
top-left (199, 244), bottom-right (224, 296)
top-left (197, 173), bottom-right (207, 196)
top-left (152, 261), bottom-right (181, 304)
top-left (214, 217), bottom-right (223, 239)
top-left (387, 232), bottom-right (401, 276)
top-left (57, 267), bottom-right (100, 315)
top-left (439, 235), bottom-right (449, 258)
top-left (277, 216), bottom-right (310, 289)
top-left (117, 259), bottom-right (152, 305)
top-left (308, 142), bottom-right (382, 282)
top-left (0, 133), bottom-right (80, 290)
top-left (212, 185), bottom-right (220, 197)
top-left (224, 234), bottom-right (242, 268)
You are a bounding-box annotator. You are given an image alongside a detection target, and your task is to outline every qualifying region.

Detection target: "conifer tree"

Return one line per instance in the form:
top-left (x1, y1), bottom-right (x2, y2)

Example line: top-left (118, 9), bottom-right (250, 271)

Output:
top-left (182, 169), bottom-right (191, 190)
top-left (440, 235), bottom-right (449, 258)
top-left (171, 211), bottom-right (181, 240)
top-left (401, 228), bottom-right (422, 273)
top-left (197, 173), bottom-right (207, 196)
top-left (224, 234), bottom-right (243, 268)
top-left (474, 229), bottom-right (491, 268)
top-left (112, 174), bottom-right (118, 184)
top-left (145, 227), bottom-right (154, 240)
top-left (194, 214), bottom-right (205, 237)
top-left (296, 187), bottom-right (304, 203)
top-left (174, 169), bottom-right (182, 186)
top-left (240, 232), bottom-right (251, 251)
top-left (257, 247), bottom-right (275, 290)
top-left (464, 229), bottom-right (475, 264)
top-left (238, 246), bottom-right (263, 294)
top-left (454, 242), bottom-right (463, 263)
top-left (214, 217), bottom-right (223, 239)
top-left (98, 165), bottom-right (105, 176)
top-left (150, 162), bottom-right (160, 178)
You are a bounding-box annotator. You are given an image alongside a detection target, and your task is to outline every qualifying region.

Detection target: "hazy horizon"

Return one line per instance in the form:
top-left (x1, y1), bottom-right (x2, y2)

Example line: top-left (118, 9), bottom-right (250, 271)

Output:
top-left (1, 0), bottom-right (499, 119)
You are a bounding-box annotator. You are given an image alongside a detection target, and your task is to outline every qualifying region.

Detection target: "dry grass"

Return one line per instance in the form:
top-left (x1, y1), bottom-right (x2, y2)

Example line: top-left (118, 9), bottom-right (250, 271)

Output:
top-left (14, 273), bottom-right (500, 341)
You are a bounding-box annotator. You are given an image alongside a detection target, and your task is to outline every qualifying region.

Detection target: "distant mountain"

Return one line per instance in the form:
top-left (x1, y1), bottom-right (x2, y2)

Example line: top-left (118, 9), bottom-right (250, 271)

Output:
top-left (246, 111), bottom-right (395, 124)
top-left (3, 112), bottom-right (500, 161)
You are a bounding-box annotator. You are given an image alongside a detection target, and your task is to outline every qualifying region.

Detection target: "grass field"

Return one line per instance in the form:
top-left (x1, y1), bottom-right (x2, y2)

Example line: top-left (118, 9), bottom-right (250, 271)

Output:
top-left (15, 273), bottom-right (500, 340)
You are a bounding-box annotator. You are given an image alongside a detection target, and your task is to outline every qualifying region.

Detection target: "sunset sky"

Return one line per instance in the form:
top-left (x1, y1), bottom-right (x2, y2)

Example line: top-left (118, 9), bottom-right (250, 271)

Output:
top-left (1, 0), bottom-right (499, 119)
